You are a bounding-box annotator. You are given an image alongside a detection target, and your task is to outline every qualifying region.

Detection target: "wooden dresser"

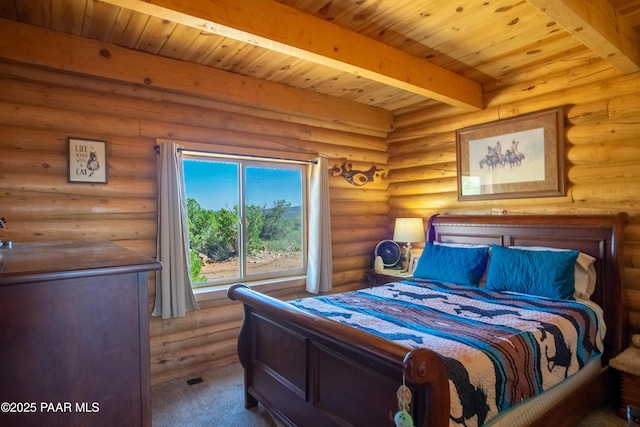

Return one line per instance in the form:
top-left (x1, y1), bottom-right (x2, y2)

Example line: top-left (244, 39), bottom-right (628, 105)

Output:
top-left (0, 241), bottom-right (161, 427)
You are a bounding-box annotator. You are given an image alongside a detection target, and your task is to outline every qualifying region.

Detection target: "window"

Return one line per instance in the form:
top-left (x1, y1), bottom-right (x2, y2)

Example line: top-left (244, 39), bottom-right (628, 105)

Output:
top-left (183, 153), bottom-right (307, 287)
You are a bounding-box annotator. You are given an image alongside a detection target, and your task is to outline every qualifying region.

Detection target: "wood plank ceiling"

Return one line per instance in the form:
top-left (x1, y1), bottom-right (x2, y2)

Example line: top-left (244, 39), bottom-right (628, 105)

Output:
top-left (1, 0), bottom-right (639, 114)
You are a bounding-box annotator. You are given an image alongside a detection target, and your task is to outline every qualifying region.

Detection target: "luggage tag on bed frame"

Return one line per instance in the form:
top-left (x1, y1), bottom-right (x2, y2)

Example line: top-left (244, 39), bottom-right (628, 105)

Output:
top-left (394, 376), bottom-right (415, 427)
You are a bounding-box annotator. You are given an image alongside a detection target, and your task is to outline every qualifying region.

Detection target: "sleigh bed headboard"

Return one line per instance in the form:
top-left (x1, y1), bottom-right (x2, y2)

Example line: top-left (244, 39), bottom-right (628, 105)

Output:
top-left (426, 213), bottom-right (629, 358)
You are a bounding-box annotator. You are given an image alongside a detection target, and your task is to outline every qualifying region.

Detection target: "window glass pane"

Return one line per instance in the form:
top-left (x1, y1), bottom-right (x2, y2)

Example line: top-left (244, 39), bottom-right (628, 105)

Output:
top-left (245, 166), bottom-right (304, 276)
top-left (183, 156), bottom-right (306, 287)
top-left (184, 159), bottom-right (240, 283)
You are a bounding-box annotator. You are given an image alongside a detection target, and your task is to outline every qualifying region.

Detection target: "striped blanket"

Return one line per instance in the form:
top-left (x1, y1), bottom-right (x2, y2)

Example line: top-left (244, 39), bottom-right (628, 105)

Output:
top-left (290, 279), bottom-right (605, 427)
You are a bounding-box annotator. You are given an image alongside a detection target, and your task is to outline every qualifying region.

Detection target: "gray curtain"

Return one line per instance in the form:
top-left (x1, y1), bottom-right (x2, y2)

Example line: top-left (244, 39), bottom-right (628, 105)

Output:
top-left (306, 157), bottom-right (332, 293)
top-left (153, 141), bottom-right (199, 319)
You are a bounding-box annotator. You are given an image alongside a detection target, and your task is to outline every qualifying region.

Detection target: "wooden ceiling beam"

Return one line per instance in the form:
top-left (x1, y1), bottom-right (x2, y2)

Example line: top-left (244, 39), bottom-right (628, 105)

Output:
top-left (526, 0), bottom-right (640, 73)
top-left (0, 18), bottom-right (394, 132)
top-left (98, 0), bottom-right (484, 111)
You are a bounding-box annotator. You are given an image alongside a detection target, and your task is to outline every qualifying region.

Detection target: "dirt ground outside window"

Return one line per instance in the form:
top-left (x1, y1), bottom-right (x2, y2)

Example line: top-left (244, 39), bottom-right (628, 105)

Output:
top-left (199, 251), bottom-right (303, 281)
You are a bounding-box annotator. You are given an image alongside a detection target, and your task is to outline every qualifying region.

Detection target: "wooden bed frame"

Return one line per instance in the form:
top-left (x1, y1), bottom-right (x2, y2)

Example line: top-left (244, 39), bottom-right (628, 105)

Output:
top-left (228, 213), bottom-right (629, 427)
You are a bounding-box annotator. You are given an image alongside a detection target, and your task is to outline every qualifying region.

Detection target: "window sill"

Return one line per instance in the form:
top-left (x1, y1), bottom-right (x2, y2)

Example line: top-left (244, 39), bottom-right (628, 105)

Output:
top-left (193, 275), bottom-right (307, 303)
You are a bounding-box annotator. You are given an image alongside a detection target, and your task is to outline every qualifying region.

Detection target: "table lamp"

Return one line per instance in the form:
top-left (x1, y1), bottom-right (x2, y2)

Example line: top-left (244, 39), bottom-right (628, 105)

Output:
top-left (393, 218), bottom-right (425, 272)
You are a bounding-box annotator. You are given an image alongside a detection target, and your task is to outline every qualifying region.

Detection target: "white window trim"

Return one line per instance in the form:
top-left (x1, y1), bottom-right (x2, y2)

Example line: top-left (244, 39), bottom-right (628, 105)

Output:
top-left (192, 275), bottom-right (307, 303)
top-left (182, 150), bottom-right (311, 289)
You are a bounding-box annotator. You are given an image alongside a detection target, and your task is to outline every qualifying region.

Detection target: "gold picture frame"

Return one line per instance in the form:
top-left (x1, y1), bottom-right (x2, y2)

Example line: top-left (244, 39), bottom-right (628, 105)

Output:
top-left (456, 107), bottom-right (565, 201)
top-left (408, 249), bottom-right (422, 275)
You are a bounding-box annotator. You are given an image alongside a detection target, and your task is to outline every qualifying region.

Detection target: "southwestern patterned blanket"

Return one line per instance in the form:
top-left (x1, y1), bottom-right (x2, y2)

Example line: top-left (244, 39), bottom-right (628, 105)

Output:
top-left (290, 279), bottom-right (605, 427)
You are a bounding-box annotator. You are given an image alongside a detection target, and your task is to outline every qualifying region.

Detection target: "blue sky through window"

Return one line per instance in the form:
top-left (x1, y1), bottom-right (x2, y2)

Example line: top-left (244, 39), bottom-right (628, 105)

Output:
top-left (184, 159), bottom-right (302, 212)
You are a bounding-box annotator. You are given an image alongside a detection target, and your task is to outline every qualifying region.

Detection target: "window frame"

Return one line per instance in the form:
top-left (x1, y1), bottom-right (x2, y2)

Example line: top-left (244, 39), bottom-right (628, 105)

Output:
top-left (182, 151), bottom-right (309, 289)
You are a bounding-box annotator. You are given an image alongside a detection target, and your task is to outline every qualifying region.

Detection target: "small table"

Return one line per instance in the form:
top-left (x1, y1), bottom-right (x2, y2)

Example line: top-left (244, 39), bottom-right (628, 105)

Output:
top-left (368, 269), bottom-right (413, 287)
top-left (610, 346), bottom-right (640, 420)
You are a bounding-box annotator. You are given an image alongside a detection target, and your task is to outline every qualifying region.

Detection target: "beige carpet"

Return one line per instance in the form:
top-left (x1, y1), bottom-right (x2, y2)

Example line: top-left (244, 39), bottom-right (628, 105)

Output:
top-left (152, 363), bottom-right (277, 427)
top-left (152, 363), bottom-right (627, 426)
top-left (577, 406), bottom-right (627, 427)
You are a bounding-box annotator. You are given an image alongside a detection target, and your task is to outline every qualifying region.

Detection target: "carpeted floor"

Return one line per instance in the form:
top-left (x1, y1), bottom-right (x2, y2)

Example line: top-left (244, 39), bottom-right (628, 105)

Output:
top-left (151, 363), bottom-right (627, 427)
top-left (152, 363), bottom-right (277, 427)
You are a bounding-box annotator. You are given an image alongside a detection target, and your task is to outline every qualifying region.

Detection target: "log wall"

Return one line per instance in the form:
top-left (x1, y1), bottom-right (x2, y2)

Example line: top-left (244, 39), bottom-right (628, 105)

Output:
top-left (387, 57), bottom-right (640, 335)
top-left (0, 59), bottom-right (391, 384)
top-left (3, 48), bottom-right (639, 385)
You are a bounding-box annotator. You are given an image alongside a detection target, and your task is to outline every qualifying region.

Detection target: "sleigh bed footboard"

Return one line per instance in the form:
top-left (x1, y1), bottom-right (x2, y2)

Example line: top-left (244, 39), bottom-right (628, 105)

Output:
top-left (228, 284), bottom-right (450, 427)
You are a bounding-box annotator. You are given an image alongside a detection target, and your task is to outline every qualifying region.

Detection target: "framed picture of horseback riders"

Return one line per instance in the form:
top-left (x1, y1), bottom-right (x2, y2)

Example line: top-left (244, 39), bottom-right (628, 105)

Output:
top-left (455, 106), bottom-right (565, 201)
top-left (67, 137), bottom-right (108, 184)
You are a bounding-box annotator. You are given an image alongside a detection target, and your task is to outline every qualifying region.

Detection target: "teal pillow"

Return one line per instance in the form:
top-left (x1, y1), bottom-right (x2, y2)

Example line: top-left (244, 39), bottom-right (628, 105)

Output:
top-left (413, 242), bottom-right (489, 286)
top-left (485, 245), bottom-right (578, 299)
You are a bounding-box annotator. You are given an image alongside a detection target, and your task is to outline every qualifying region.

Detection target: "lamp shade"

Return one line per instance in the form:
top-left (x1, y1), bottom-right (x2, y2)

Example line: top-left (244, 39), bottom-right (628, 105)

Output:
top-left (393, 218), bottom-right (425, 243)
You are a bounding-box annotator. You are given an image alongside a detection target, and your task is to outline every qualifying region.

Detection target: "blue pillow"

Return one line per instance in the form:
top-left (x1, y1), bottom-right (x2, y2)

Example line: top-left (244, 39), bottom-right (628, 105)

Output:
top-left (484, 245), bottom-right (578, 299)
top-left (413, 242), bottom-right (489, 286)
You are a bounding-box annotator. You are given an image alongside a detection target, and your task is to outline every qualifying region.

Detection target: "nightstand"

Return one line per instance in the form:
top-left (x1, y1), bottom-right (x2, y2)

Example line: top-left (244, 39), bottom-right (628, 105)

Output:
top-left (610, 346), bottom-right (640, 420)
top-left (619, 372), bottom-right (640, 420)
top-left (368, 269), bottom-right (413, 287)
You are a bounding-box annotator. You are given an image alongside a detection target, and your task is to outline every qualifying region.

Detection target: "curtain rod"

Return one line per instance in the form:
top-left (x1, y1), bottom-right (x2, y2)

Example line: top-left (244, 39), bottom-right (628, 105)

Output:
top-left (153, 145), bottom-right (317, 165)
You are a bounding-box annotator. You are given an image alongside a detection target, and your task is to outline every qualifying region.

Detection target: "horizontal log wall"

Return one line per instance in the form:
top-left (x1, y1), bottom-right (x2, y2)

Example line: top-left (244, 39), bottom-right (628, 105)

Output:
top-left (6, 38), bottom-right (639, 386)
top-left (0, 60), bottom-right (390, 384)
top-left (387, 58), bottom-right (640, 335)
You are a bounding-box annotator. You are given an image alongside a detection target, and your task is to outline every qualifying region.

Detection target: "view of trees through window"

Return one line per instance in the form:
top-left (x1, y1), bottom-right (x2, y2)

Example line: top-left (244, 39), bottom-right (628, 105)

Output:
top-left (183, 157), bottom-right (305, 285)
